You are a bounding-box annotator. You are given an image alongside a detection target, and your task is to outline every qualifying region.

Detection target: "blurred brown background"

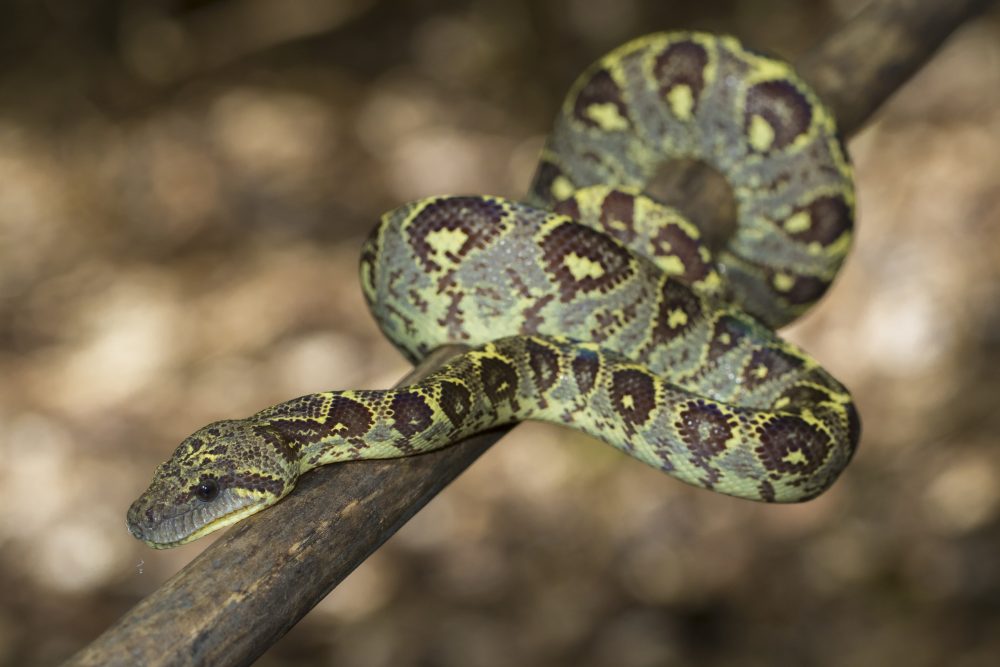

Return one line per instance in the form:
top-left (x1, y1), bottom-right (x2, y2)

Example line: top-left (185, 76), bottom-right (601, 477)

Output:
top-left (1, 0), bottom-right (999, 665)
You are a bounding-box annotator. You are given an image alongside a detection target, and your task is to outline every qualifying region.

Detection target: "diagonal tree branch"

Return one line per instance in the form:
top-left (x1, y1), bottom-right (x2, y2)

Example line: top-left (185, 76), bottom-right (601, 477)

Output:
top-left (65, 0), bottom-right (996, 664)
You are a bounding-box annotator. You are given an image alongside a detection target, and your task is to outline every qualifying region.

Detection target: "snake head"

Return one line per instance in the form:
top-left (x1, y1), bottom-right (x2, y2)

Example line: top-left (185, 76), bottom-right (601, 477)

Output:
top-left (126, 419), bottom-right (299, 549)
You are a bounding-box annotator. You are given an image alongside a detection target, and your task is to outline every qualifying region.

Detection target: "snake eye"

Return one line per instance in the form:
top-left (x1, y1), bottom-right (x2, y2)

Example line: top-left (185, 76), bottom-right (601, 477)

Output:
top-left (195, 479), bottom-right (220, 502)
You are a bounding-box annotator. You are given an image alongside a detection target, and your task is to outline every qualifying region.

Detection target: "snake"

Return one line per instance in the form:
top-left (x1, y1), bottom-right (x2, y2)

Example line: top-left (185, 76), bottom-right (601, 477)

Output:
top-left (127, 32), bottom-right (859, 549)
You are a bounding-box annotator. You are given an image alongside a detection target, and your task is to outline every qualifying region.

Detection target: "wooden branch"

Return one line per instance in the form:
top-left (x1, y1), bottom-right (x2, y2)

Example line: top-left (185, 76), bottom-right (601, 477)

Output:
top-left (65, 0), bottom-right (994, 665)
top-left (797, 0), bottom-right (996, 137)
top-left (67, 345), bottom-right (491, 667)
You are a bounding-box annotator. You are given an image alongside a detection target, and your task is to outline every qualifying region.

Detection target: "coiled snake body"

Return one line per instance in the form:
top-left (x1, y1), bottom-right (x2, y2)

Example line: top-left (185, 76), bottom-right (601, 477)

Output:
top-left (128, 33), bottom-right (860, 549)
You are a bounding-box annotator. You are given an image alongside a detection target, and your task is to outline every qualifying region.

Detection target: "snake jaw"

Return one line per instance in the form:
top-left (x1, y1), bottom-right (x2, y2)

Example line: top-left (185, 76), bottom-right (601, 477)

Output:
top-left (126, 487), bottom-right (273, 549)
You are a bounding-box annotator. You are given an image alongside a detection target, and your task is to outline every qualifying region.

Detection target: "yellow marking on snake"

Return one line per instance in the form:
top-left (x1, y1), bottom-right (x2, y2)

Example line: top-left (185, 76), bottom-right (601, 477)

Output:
top-left (784, 211), bottom-right (812, 234)
top-left (552, 176), bottom-right (576, 201)
top-left (783, 449), bottom-right (808, 466)
top-left (659, 255), bottom-right (685, 275)
top-left (667, 85), bottom-right (695, 120)
top-left (773, 273), bottom-right (796, 292)
top-left (586, 103), bottom-right (630, 131)
top-left (424, 227), bottom-right (469, 260)
top-left (748, 115), bottom-right (775, 152)
top-left (667, 309), bottom-right (688, 329)
top-left (563, 253), bottom-right (606, 281)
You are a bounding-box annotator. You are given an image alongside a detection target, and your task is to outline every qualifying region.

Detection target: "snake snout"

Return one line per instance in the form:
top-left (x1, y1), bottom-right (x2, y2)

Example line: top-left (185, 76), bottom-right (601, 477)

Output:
top-left (125, 495), bottom-right (167, 544)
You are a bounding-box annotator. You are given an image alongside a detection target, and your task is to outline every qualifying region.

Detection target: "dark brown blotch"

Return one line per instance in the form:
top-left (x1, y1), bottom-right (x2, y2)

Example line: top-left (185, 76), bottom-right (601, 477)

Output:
top-left (266, 394), bottom-right (330, 420)
top-left (253, 425), bottom-right (298, 464)
top-left (741, 347), bottom-right (805, 390)
top-left (270, 394), bottom-right (373, 445)
top-left (651, 280), bottom-right (702, 343)
top-left (598, 190), bottom-right (636, 241)
top-left (390, 391), bottom-right (435, 438)
top-left (774, 272), bottom-right (829, 306)
top-left (745, 80), bottom-right (813, 151)
top-left (707, 315), bottom-right (754, 361)
top-left (315, 396), bottom-right (374, 441)
top-left (649, 224), bottom-right (712, 285)
top-left (438, 381), bottom-right (473, 429)
top-left (267, 419), bottom-right (321, 447)
top-left (529, 160), bottom-right (569, 207)
top-left (552, 197), bottom-right (581, 220)
top-left (221, 472), bottom-right (284, 498)
top-left (653, 40), bottom-right (709, 115)
top-left (331, 396), bottom-right (374, 436)
top-left (525, 339), bottom-right (562, 394)
top-left (479, 357), bottom-right (519, 405)
top-left (787, 195), bottom-right (852, 246)
top-left (676, 400), bottom-right (734, 459)
top-left (572, 68), bottom-right (630, 130)
top-left (777, 384), bottom-right (835, 410)
top-left (756, 415), bottom-right (830, 475)
top-left (572, 349), bottom-right (601, 395)
top-left (407, 197), bottom-right (506, 273)
top-left (540, 221), bottom-right (635, 302)
top-left (610, 368), bottom-right (657, 428)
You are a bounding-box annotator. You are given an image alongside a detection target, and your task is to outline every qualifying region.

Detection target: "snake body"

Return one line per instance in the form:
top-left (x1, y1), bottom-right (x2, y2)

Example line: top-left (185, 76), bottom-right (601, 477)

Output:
top-left (128, 32), bottom-right (859, 549)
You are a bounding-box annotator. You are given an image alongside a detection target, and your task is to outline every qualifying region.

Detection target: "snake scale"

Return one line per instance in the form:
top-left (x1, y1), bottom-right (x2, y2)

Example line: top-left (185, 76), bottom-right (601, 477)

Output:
top-left (128, 32), bottom-right (860, 548)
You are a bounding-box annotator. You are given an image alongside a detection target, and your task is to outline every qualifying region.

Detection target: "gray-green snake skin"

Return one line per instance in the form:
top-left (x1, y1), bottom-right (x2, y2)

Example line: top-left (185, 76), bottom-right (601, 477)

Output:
top-left (128, 32), bottom-right (859, 549)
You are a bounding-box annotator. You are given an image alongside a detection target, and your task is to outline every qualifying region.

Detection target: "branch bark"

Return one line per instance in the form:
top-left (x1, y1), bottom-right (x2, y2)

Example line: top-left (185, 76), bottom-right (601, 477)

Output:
top-left (651, 0), bottom-right (997, 245)
top-left (65, 0), bottom-right (995, 665)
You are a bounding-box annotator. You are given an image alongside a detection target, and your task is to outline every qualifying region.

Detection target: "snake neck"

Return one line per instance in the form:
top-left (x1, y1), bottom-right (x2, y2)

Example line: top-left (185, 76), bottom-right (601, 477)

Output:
top-left (252, 334), bottom-right (859, 503)
top-left (252, 373), bottom-right (524, 472)
top-left (253, 337), bottom-right (596, 470)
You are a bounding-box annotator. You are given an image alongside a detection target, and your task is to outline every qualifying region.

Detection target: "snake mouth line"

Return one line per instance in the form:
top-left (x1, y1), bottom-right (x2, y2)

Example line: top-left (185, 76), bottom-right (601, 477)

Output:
top-left (131, 500), bottom-right (268, 549)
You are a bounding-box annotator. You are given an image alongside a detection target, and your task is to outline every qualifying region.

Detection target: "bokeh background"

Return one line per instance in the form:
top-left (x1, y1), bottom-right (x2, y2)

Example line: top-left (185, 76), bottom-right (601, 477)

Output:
top-left (1, 0), bottom-right (999, 665)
